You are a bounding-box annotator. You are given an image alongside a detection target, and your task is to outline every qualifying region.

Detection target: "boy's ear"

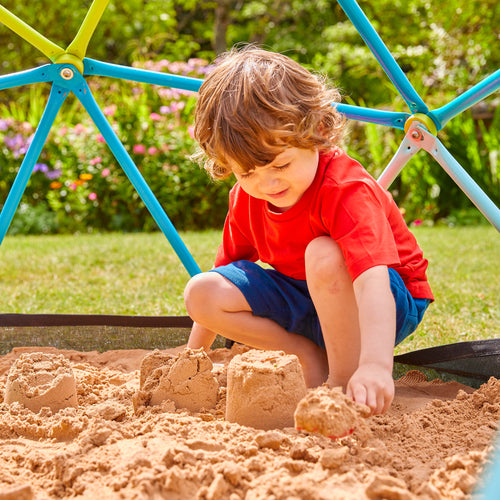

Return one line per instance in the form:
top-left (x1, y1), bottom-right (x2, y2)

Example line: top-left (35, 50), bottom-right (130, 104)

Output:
top-left (317, 121), bottom-right (326, 137)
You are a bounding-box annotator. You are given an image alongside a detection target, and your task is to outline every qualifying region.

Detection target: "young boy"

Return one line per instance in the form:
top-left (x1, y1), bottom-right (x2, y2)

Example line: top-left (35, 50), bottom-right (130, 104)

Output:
top-left (184, 46), bottom-right (433, 415)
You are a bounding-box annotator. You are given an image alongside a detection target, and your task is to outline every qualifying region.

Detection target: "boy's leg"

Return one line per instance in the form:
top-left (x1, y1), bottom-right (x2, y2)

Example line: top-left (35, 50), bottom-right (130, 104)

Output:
top-left (184, 271), bottom-right (329, 386)
top-left (305, 236), bottom-right (362, 390)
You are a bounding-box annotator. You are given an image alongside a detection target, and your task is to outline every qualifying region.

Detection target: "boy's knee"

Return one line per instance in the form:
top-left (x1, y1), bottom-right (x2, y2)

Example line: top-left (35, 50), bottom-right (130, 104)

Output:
top-left (305, 237), bottom-right (348, 284)
top-left (184, 272), bottom-right (219, 319)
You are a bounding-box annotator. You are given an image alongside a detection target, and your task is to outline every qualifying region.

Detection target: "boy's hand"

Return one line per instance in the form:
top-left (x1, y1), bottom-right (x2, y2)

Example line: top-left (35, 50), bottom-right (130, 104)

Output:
top-left (346, 363), bottom-right (394, 415)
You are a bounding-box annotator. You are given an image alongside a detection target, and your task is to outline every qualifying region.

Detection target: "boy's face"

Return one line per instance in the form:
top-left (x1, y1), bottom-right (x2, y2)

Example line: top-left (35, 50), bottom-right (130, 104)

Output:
top-left (231, 148), bottom-right (319, 213)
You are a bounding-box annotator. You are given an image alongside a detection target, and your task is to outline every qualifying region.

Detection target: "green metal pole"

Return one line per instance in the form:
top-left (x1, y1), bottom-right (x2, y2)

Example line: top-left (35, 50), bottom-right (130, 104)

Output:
top-left (66, 0), bottom-right (110, 60)
top-left (0, 4), bottom-right (64, 61)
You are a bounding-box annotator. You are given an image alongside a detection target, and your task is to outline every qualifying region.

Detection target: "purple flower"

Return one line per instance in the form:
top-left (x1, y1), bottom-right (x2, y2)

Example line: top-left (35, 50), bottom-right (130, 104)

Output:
top-left (45, 169), bottom-right (62, 180)
top-left (4, 133), bottom-right (30, 158)
top-left (0, 118), bottom-right (11, 131)
top-left (33, 163), bottom-right (49, 173)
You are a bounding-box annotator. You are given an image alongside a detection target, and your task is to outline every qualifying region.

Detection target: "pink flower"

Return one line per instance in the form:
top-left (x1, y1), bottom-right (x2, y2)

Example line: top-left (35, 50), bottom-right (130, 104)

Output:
top-left (103, 105), bottom-right (117, 117)
top-left (133, 144), bottom-right (146, 154)
top-left (101, 168), bottom-right (111, 177)
top-left (74, 123), bottom-right (86, 135)
top-left (412, 219), bottom-right (423, 227)
top-left (89, 156), bottom-right (102, 166)
top-left (150, 112), bottom-right (162, 121)
top-left (70, 183), bottom-right (77, 191)
top-left (188, 125), bottom-right (195, 140)
top-left (88, 192), bottom-right (97, 201)
top-left (148, 146), bottom-right (158, 155)
top-left (96, 134), bottom-right (106, 143)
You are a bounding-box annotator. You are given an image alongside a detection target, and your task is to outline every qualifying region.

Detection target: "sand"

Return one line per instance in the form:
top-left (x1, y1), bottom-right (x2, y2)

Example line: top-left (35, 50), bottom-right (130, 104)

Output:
top-left (0, 344), bottom-right (498, 499)
top-left (294, 385), bottom-right (371, 439)
top-left (226, 350), bottom-right (307, 429)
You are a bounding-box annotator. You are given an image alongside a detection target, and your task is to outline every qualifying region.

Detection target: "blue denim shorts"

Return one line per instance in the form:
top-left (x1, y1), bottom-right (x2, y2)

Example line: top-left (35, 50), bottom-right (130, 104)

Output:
top-left (211, 261), bottom-right (430, 349)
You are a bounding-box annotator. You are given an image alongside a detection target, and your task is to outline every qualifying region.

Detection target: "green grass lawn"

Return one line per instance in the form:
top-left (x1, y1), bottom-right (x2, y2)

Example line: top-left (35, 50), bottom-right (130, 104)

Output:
top-left (0, 226), bottom-right (498, 354)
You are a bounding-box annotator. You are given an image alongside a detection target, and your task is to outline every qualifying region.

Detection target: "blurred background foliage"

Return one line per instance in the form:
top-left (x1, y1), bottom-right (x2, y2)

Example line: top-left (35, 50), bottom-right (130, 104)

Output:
top-left (0, 0), bottom-right (498, 234)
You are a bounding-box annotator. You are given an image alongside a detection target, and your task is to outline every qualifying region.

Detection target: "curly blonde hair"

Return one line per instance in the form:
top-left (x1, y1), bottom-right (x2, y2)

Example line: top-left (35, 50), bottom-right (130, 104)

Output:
top-left (193, 46), bottom-right (346, 180)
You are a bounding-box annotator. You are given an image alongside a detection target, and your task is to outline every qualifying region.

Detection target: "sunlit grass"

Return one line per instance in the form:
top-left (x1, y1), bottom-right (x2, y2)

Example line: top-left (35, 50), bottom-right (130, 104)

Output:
top-left (0, 230), bottom-right (218, 316)
top-left (1, 226), bottom-right (498, 351)
top-left (396, 226), bottom-right (500, 354)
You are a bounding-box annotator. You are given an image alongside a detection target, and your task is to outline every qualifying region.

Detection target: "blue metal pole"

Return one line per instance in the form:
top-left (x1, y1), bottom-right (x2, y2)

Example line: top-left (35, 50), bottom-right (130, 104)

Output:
top-left (83, 58), bottom-right (203, 92)
top-left (430, 137), bottom-right (500, 231)
top-left (73, 78), bottom-right (202, 277)
top-left (336, 0), bottom-right (428, 115)
top-left (474, 433), bottom-right (500, 499)
top-left (0, 83), bottom-right (68, 243)
top-left (0, 64), bottom-right (55, 91)
top-left (429, 69), bottom-right (500, 129)
top-left (335, 103), bottom-right (410, 130)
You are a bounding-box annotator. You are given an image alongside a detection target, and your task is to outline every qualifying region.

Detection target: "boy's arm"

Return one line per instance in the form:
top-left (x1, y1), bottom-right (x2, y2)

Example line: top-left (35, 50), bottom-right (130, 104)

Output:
top-left (347, 265), bottom-right (396, 414)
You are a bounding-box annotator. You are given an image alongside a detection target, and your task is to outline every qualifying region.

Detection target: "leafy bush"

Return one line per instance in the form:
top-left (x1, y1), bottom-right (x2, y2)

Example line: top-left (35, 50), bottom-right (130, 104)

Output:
top-left (0, 59), bottom-right (232, 234)
top-left (1, 56), bottom-right (498, 234)
top-left (1, 0), bottom-right (498, 232)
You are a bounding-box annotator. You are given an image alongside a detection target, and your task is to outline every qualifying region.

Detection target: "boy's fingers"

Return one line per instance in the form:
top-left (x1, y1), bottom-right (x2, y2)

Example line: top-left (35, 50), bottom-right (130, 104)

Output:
top-left (365, 388), bottom-right (378, 413)
top-left (348, 383), bottom-right (368, 408)
top-left (348, 382), bottom-right (392, 415)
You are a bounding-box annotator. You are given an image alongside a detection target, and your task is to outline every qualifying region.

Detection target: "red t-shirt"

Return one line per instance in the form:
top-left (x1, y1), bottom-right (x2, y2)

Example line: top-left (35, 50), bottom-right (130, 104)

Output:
top-left (214, 149), bottom-right (433, 300)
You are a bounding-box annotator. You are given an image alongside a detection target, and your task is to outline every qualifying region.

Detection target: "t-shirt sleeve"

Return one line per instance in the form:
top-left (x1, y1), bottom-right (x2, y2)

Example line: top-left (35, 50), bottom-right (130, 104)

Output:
top-left (325, 181), bottom-right (401, 280)
top-left (214, 188), bottom-right (259, 267)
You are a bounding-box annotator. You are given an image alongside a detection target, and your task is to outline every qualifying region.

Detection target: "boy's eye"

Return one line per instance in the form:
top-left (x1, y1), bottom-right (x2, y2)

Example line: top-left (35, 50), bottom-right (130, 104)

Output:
top-left (240, 170), bottom-right (255, 179)
top-left (275, 163), bottom-right (290, 170)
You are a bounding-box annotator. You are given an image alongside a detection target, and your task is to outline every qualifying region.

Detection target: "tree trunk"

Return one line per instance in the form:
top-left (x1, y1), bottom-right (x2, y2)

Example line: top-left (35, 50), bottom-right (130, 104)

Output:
top-left (214, 0), bottom-right (232, 54)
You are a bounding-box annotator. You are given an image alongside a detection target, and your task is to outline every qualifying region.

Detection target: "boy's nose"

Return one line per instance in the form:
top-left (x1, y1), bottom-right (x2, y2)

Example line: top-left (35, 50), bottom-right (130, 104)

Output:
top-left (259, 172), bottom-right (281, 192)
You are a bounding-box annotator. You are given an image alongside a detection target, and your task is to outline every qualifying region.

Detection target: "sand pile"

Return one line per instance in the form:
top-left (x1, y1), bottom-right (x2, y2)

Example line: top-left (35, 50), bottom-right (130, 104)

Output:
top-left (0, 344), bottom-right (498, 499)
top-left (4, 352), bottom-right (78, 413)
top-left (226, 350), bottom-right (307, 429)
top-left (133, 348), bottom-right (219, 412)
top-left (295, 385), bottom-right (371, 439)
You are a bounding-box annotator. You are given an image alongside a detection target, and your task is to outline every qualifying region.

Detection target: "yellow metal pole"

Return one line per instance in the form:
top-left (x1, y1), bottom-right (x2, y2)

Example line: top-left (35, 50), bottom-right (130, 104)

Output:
top-left (0, 4), bottom-right (65, 61)
top-left (65, 0), bottom-right (110, 60)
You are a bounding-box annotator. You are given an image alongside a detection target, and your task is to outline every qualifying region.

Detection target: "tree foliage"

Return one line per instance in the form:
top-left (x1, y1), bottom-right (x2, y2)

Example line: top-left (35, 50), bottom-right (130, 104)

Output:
top-left (0, 0), bottom-right (498, 231)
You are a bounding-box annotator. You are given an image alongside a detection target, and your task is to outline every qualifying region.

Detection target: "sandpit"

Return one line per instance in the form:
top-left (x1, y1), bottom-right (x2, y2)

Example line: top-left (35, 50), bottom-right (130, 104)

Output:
top-left (0, 344), bottom-right (498, 499)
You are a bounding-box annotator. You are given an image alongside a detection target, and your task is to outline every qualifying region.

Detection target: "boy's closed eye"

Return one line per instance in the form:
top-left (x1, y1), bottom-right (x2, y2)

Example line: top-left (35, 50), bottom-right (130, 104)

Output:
top-left (274, 163), bottom-right (290, 171)
top-left (240, 170), bottom-right (255, 179)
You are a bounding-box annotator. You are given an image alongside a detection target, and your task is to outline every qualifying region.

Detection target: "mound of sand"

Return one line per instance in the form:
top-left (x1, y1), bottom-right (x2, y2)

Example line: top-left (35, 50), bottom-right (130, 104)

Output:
top-left (0, 344), bottom-right (498, 499)
top-left (4, 352), bottom-right (78, 413)
top-left (295, 385), bottom-right (371, 439)
top-left (226, 350), bottom-right (307, 429)
top-left (133, 348), bottom-right (219, 412)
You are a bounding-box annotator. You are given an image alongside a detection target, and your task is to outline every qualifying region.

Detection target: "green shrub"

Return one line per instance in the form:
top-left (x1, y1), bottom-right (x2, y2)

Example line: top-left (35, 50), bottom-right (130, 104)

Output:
top-left (0, 59), bottom-right (232, 234)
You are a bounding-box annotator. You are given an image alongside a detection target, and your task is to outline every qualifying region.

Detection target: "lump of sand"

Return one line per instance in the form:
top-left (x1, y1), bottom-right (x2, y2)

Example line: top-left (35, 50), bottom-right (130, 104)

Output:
top-left (294, 385), bottom-right (370, 438)
top-left (4, 352), bottom-right (78, 413)
top-left (226, 350), bottom-right (307, 430)
top-left (134, 348), bottom-right (219, 412)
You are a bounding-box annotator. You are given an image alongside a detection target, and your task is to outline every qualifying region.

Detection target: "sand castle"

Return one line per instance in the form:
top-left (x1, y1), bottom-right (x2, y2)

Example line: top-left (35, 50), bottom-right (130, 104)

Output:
top-left (4, 352), bottom-right (78, 413)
